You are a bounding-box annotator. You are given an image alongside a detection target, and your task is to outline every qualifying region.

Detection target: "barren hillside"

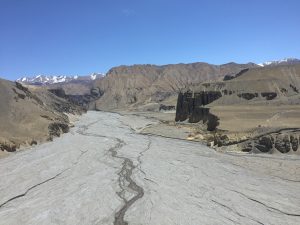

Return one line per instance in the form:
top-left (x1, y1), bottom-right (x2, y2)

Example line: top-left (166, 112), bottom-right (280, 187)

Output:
top-left (93, 62), bottom-right (257, 110)
top-left (0, 79), bottom-right (82, 155)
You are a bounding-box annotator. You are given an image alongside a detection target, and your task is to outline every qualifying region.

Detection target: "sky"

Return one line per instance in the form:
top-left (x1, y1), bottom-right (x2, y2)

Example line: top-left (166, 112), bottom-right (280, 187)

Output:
top-left (0, 0), bottom-right (300, 80)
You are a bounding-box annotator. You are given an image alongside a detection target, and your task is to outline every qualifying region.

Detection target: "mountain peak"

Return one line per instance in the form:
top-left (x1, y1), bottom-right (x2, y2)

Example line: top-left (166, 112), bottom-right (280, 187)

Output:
top-left (16, 73), bottom-right (104, 85)
top-left (258, 58), bottom-right (300, 67)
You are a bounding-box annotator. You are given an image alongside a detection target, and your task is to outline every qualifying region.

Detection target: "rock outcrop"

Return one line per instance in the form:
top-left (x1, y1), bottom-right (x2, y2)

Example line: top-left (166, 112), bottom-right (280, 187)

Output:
top-left (238, 129), bottom-right (300, 153)
top-left (175, 91), bottom-right (221, 131)
top-left (159, 104), bottom-right (175, 111)
top-left (223, 68), bottom-right (249, 81)
top-left (237, 93), bottom-right (258, 100)
top-left (48, 123), bottom-right (70, 140)
top-left (211, 129), bottom-right (300, 154)
top-left (48, 87), bottom-right (103, 110)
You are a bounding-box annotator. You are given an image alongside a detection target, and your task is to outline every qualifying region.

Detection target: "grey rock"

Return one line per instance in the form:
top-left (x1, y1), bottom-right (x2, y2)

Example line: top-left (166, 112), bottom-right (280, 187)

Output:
top-left (275, 135), bottom-right (291, 153)
top-left (290, 135), bottom-right (299, 151)
top-left (48, 123), bottom-right (70, 138)
top-left (255, 136), bottom-right (273, 153)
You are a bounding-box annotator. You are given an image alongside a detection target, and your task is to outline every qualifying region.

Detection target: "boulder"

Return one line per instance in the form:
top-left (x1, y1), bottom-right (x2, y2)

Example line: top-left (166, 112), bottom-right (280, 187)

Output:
top-left (254, 136), bottom-right (273, 153)
top-left (261, 92), bottom-right (277, 100)
top-left (159, 104), bottom-right (175, 111)
top-left (290, 135), bottom-right (299, 151)
top-left (213, 134), bottom-right (229, 147)
top-left (275, 135), bottom-right (291, 153)
top-left (239, 141), bottom-right (253, 152)
top-left (48, 123), bottom-right (70, 138)
top-left (237, 93), bottom-right (258, 100)
top-left (0, 142), bottom-right (18, 152)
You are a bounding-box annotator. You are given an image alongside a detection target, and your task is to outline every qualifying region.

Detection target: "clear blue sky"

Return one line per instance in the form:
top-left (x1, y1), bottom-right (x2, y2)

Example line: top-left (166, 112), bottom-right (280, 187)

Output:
top-left (1, 0), bottom-right (300, 80)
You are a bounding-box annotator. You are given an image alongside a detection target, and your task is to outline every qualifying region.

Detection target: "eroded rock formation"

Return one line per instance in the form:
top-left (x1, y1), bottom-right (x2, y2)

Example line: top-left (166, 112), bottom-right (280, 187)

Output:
top-left (48, 87), bottom-right (103, 110)
top-left (239, 130), bottom-right (300, 153)
top-left (159, 104), bottom-right (175, 111)
top-left (175, 91), bottom-right (221, 131)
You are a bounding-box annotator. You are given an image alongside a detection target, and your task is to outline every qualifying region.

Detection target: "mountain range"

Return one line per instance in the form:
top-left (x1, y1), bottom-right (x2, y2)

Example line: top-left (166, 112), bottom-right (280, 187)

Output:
top-left (16, 73), bottom-right (103, 85)
top-left (258, 58), bottom-right (300, 67)
top-left (92, 62), bottom-right (259, 110)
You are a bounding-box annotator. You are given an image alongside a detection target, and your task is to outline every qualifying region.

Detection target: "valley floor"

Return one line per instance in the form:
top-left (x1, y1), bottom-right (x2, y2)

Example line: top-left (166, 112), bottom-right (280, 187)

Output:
top-left (0, 111), bottom-right (299, 225)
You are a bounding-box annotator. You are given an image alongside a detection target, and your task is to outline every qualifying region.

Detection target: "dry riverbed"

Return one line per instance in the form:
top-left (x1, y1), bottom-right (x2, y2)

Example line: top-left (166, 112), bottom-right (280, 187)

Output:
top-left (0, 111), bottom-right (299, 225)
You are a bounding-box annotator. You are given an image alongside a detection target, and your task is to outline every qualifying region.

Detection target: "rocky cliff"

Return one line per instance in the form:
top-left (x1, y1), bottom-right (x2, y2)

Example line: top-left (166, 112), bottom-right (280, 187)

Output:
top-left (48, 87), bottom-right (103, 110)
top-left (175, 91), bottom-right (222, 131)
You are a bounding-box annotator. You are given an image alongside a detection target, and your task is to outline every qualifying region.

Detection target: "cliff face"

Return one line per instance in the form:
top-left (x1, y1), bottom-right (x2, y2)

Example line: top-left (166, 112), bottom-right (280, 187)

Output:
top-left (48, 87), bottom-right (103, 110)
top-left (175, 91), bottom-right (222, 131)
top-left (93, 62), bottom-right (257, 110)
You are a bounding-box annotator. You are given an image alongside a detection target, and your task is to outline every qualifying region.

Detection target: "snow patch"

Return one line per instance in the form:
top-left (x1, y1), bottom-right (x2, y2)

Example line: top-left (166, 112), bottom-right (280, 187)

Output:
top-left (258, 58), bottom-right (300, 67)
top-left (16, 72), bottom-right (104, 84)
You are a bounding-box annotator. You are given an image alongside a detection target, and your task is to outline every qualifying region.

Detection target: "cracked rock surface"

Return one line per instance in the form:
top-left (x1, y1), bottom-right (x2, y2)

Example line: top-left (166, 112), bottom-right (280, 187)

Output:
top-left (0, 111), bottom-right (299, 225)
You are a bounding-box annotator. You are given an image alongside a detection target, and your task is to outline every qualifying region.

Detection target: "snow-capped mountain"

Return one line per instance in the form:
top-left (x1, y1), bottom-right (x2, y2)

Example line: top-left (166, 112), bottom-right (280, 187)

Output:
top-left (258, 58), bottom-right (300, 67)
top-left (17, 73), bottom-right (103, 85)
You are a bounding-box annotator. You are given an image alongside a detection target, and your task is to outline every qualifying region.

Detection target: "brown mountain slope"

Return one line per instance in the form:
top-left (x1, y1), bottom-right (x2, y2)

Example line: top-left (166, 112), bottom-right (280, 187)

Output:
top-left (0, 79), bottom-right (82, 155)
top-left (188, 64), bottom-right (300, 105)
top-left (44, 82), bottom-right (93, 95)
top-left (93, 62), bottom-right (257, 110)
